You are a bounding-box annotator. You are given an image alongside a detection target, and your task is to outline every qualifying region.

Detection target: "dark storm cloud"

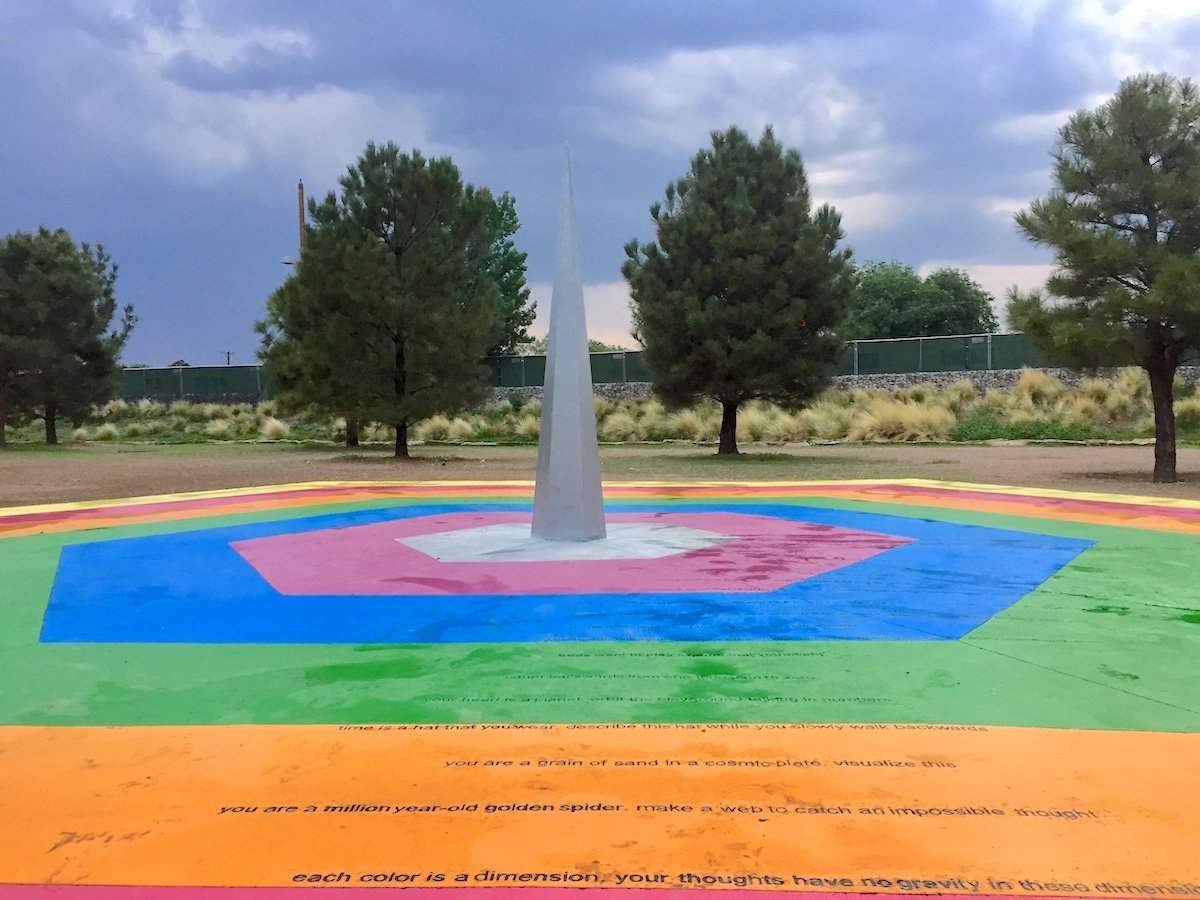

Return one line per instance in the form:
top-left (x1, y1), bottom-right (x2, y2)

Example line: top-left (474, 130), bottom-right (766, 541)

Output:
top-left (0, 0), bottom-right (1195, 360)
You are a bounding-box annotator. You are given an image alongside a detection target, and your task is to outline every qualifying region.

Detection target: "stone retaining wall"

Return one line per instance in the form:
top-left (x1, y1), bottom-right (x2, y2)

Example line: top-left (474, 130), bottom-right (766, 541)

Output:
top-left (491, 366), bottom-right (1200, 404)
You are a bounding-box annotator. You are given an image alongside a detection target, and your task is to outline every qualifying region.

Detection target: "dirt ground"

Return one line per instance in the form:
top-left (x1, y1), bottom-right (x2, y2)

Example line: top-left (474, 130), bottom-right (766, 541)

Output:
top-left (2, 440), bottom-right (1199, 506)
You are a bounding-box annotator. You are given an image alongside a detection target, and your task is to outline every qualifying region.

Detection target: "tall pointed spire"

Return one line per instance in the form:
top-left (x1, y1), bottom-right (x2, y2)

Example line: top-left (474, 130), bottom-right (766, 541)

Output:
top-left (531, 148), bottom-right (606, 541)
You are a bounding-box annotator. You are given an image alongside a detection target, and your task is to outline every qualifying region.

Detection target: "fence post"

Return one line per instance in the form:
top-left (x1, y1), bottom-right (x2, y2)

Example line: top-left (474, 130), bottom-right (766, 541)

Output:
top-left (177, 367), bottom-right (184, 400)
top-left (520, 355), bottom-right (527, 388)
top-left (852, 341), bottom-right (859, 376)
top-left (620, 353), bottom-right (627, 384)
top-left (918, 338), bottom-right (924, 373)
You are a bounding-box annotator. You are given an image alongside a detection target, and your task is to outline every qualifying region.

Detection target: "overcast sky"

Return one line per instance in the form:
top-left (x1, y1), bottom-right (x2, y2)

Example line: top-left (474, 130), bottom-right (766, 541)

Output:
top-left (3, 1), bottom-right (1198, 365)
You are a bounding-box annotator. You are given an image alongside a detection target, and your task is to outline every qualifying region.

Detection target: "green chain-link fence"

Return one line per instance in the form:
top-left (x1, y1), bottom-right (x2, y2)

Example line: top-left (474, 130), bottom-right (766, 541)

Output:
top-left (117, 333), bottom-right (1102, 401)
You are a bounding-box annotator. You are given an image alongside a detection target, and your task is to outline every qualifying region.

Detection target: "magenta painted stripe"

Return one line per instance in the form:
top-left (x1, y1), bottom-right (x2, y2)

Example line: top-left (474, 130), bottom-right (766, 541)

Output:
top-left (0, 888), bottom-right (1081, 900)
top-left (851, 483), bottom-right (1200, 522)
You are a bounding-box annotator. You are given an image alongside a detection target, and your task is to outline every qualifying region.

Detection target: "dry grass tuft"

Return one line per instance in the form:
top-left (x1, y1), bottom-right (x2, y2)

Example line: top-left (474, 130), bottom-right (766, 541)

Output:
top-left (599, 410), bottom-right (644, 442)
top-left (259, 417), bottom-right (291, 440)
top-left (1012, 369), bottom-right (1068, 407)
top-left (797, 401), bottom-right (852, 441)
top-left (846, 399), bottom-right (954, 442)
top-left (736, 404), bottom-right (772, 442)
top-left (415, 415), bottom-right (453, 442)
top-left (942, 379), bottom-right (976, 416)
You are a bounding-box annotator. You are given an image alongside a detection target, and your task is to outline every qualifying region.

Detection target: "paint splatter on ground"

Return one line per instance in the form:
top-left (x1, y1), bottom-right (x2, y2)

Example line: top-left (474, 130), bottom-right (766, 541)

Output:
top-left (0, 480), bottom-right (1197, 897)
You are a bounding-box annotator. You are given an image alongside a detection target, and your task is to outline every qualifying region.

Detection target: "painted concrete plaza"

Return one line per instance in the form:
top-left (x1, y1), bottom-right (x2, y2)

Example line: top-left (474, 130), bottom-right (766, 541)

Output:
top-left (0, 480), bottom-right (1197, 897)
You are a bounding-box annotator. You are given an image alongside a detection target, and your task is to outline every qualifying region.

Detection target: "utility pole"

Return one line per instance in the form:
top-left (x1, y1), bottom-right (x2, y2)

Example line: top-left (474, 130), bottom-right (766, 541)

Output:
top-left (297, 179), bottom-right (306, 252)
top-left (223, 351), bottom-right (233, 366)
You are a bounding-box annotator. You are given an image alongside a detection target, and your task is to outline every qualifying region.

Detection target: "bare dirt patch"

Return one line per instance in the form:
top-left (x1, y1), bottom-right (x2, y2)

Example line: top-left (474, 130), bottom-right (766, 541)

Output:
top-left (1, 441), bottom-right (1198, 506)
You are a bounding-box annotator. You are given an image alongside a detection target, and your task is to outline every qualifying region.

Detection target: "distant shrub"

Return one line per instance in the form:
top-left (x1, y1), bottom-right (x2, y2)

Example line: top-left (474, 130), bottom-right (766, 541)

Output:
top-left (949, 410), bottom-right (1003, 442)
top-left (205, 418), bottom-right (231, 437)
top-left (94, 423), bottom-right (120, 441)
top-left (71, 427), bottom-right (91, 441)
top-left (136, 398), bottom-right (166, 416)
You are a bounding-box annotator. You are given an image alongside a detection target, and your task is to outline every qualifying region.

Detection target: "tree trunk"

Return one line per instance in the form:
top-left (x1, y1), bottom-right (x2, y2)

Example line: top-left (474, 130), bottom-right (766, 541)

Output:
top-left (0, 400), bottom-right (7, 447)
top-left (717, 398), bottom-right (740, 455)
top-left (394, 421), bottom-right (409, 459)
top-left (1147, 362), bottom-right (1177, 483)
top-left (45, 401), bottom-right (58, 446)
top-left (345, 415), bottom-right (360, 448)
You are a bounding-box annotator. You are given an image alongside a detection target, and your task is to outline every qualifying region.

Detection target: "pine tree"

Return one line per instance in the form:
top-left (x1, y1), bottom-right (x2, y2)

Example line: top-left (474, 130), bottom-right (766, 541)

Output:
top-left (259, 143), bottom-right (500, 458)
top-left (1010, 73), bottom-right (1200, 482)
top-left (484, 192), bottom-right (534, 354)
top-left (623, 126), bottom-right (854, 454)
top-left (0, 228), bottom-right (133, 445)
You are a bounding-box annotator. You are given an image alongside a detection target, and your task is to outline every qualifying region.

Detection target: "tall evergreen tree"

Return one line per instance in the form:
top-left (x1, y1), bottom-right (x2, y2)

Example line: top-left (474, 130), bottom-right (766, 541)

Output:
top-left (0, 228), bottom-right (133, 445)
top-left (1009, 73), bottom-right (1200, 482)
top-left (259, 142), bottom-right (500, 458)
top-left (257, 198), bottom-right (387, 447)
top-left (484, 192), bottom-right (534, 354)
top-left (623, 126), bottom-right (854, 454)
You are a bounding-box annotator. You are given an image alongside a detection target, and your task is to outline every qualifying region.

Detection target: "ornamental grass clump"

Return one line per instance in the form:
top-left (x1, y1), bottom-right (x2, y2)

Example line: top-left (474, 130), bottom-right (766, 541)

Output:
top-left (764, 412), bottom-right (805, 443)
top-left (513, 414), bottom-right (539, 441)
top-left (599, 410), bottom-right (643, 442)
top-left (446, 417), bottom-right (476, 442)
top-left (667, 408), bottom-right (719, 442)
top-left (942, 380), bottom-right (976, 417)
top-left (1078, 377), bottom-right (1110, 404)
top-left (735, 403), bottom-right (772, 442)
top-left (99, 398), bottom-right (130, 419)
top-left (846, 399), bottom-right (954, 442)
top-left (796, 401), bottom-right (852, 441)
top-left (415, 415), bottom-right (453, 442)
top-left (1175, 395), bottom-right (1200, 434)
top-left (1012, 369), bottom-right (1068, 409)
top-left (259, 417), bottom-right (291, 440)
